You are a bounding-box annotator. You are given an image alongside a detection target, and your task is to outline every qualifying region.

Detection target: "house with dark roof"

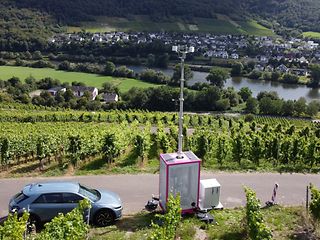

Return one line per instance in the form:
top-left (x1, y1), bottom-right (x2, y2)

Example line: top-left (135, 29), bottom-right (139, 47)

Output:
top-left (101, 93), bottom-right (119, 103)
top-left (71, 86), bottom-right (98, 100)
top-left (48, 87), bottom-right (66, 96)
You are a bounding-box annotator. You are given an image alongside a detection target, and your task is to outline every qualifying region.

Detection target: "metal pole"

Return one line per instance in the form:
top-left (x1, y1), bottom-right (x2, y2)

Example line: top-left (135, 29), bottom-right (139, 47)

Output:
top-left (177, 52), bottom-right (186, 158)
top-left (306, 185), bottom-right (309, 211)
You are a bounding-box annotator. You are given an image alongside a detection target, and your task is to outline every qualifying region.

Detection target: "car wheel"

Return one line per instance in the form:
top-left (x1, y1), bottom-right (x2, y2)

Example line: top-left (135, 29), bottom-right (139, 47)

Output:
top-left (28, 214), bottom-right (40, 232)
top-left (94, 209), bottom-right (115, 227)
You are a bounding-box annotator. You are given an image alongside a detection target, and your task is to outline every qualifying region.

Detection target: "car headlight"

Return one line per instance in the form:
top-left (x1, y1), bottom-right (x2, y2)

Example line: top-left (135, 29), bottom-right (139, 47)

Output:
top-left (10, 206), bottom-right (20, 212)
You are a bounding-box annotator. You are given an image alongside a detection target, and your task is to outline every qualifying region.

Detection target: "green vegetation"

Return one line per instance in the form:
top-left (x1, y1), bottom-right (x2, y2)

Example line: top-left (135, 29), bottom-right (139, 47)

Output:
top-left (89, 205), bottom-right (317, 239)
top-left (149, 195), bottom-right (182, 240)
top-left (0, 66), bottom-right (160, 92)
top-left (67, 16), bottom-right (274, 36)
top-left (1, 204), bottom-right (317, 240)
top-left (0, 107), bottom-right (319, 177)
top-left (238, 20), bottom-right (274, 36)
top-left (310, 184), bottom-right (320, 220)
top-left (36, 199), bottom-right (91, 240)
top-left (0, 1), bottom-right (61, 51)
top-left (0, 211), bottom-right (29, 239)
top-left (303, 31), bottom-right (320, 38)
top-left (245, 187), bottom-right (272, 239)
top-left (15, 0), bottom-right (320, 33)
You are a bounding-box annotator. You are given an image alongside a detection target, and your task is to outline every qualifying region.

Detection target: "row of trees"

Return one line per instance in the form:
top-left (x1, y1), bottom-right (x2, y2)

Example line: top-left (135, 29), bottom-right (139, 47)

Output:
top-left (245, 91), bottom-right (320, 117)
top-left (231, 61), bottom-right (320, 87)
top-left (1, 75), bottom-right (319, 116)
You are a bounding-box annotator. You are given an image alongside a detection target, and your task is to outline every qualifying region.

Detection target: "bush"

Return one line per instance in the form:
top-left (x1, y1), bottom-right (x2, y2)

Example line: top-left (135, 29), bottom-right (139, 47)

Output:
top-left (35, 199), bottom-right (91, 240)
top-left (149, 194), bottom-right (182, 240)
top-left (0, 211), bottom-right (29, 240)
top-left (244, 187), bottom-right (272, 240)
top-left (244, 114), bottom-right (255, 122)
top-left (310, 184), bottom-right (320, 220)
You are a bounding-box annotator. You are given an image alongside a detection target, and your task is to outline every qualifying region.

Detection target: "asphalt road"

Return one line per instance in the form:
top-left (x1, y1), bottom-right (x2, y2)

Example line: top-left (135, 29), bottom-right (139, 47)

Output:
top-left (0, 172), bottom-right (319, 217)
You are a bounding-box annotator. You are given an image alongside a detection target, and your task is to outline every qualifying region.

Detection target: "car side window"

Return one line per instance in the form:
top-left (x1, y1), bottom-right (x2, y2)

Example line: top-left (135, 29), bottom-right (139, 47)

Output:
top-left (33, 193), bottom-right (63, 204)
top-left (62, 193), bottom-right (83, 203)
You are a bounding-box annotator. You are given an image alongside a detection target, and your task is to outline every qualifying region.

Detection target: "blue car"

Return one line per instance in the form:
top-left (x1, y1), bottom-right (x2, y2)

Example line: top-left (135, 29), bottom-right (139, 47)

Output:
top-left (9, 181), bottom-right (122, 227)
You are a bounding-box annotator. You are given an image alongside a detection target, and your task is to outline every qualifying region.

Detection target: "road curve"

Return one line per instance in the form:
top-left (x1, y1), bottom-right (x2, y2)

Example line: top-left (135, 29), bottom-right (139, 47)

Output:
top-left (0, 172), bottom-right (319, 217)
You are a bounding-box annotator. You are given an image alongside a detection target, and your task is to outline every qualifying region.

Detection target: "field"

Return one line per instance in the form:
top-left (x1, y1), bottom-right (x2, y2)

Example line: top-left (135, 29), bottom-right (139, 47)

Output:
top-left (303, 31), bottom-right (320, 38)
top-left (67, 15), bottom-right (275, 36)
top-left (0, 66), bottom-right (160, 92)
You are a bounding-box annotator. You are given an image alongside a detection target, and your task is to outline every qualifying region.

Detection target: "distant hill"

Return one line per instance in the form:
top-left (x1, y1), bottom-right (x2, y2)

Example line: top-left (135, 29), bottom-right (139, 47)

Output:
top-left (12, 0), bottom-right (320, 33)
top-left (0, 1), bottom-right (61, 51)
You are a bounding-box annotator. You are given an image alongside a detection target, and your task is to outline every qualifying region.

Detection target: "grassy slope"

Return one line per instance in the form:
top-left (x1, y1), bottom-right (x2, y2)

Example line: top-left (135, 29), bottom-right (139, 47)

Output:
top-left (68, 15), bottom-right (275, 36)
top-left (303, 31), bottom-right (320, 38)
top-left (0, 66), bottom-right (161, 92)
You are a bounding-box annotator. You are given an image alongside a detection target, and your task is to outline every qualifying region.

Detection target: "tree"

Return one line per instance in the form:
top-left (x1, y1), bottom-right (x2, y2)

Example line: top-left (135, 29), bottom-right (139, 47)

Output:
top-left (104, 61), bottom-right (116, 76)
top-left (248, 70), bottom-right (262, 79)
top-left (101, 82), bottom-right (119, 94)
top-left (294, 98), bottom-right (307, 116)
top-left (216, 98), bottom-right (230, 111)
top-left (58, 60), bottom-right (72, 71)
top-left (306, 100), bottom-right (319, 117)
top-left (309, 64), bottom-right (320, 87)
top-left (155, 53), bottom-right (169, 68)
top-left (245, 97), bottom-right (258, 114)
top-left (206, 68), bottom-right (228, 88)
top-left (281, 100), bottom-right (295, 116)
top-left (239, 87), bottom-right (252, 102)
top-left (33, 50), bottom-right (43, 60)
top-left (147, 54), bottom-right (155, 67)
top-left (271, 71), bottom-right (281, 81)
top-left (7, 77), bottom-right (21, 87)
top-left (282, 73), bottom-right (299, 84)
top-left (231, 62), bottom-right (243, 76)
top-left (114, 65), bottom-right (134, 78)
top-left (170, 64), bottom-right (193, 86)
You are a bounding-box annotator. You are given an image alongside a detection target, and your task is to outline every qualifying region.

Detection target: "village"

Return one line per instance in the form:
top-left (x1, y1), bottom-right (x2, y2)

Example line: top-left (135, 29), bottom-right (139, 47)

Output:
top-left (50, 32), bottom-right (320, 77)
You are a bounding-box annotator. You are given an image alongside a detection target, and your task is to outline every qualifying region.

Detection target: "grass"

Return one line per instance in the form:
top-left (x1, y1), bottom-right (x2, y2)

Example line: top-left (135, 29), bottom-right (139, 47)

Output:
top-left (87, 206), bottom-right (317, 240)
top-left (238, 20), bottom-right (275, 36)
top-left (0, 66), bottom-right (161, 92)
top-left (303, 31), bottom-right (320, 38)
top-left (67, 15), bottom-right (275, 36)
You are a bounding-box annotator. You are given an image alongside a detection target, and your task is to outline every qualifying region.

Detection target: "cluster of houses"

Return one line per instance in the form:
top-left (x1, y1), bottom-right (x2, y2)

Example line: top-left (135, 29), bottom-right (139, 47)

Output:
top-left (47, 86), bottom-right (119, 103)
top-left (49, 32), bottom-right (320, 77)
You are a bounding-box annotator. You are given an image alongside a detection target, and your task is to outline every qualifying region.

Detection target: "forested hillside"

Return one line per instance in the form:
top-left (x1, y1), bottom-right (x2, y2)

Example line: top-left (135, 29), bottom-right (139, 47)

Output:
top-left (14, 0), bottom-right (241, 23)
top-left (0, 1), bottom-right (61, 51)
top-left (244, 0), bottom-right (320, 32)
top-left (12, 0), bottom-right (320, 32)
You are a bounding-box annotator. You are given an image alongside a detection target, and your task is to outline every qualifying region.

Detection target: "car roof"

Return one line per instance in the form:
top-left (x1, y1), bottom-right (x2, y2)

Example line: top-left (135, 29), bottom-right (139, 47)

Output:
top-left (23, 182), bottom-right (80, 196)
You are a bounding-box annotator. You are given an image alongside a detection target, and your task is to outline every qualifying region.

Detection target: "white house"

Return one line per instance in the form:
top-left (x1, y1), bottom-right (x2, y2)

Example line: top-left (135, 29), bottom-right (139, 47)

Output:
top-left (276, 64), bottom-right (289, 73)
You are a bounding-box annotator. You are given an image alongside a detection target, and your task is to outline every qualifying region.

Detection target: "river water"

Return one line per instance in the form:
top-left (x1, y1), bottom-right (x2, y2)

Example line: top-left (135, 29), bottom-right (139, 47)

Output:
top-left (126, 65), bottom-right (320, 102)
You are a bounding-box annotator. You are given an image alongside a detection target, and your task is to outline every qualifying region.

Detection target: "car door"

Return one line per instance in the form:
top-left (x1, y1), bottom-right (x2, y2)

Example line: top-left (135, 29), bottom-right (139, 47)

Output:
top-left (31, 193), bottom-right (63, 222)
top-left (60, 193), bottom-right (84, 215)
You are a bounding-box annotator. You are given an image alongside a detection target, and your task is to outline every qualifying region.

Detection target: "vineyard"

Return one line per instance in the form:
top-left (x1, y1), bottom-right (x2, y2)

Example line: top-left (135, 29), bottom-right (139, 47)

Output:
top-left (0, 106), bottom-right (319, 175)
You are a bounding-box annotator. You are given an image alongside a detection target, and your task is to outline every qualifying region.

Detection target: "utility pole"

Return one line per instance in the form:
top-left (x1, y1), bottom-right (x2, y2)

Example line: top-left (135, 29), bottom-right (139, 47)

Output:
top-left (172, 45), bottom-right (194, 159)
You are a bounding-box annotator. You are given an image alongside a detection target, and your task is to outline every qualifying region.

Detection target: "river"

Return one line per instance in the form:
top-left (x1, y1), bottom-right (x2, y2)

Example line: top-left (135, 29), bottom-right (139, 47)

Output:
top-left (126, 65), bottom-right (320, 102)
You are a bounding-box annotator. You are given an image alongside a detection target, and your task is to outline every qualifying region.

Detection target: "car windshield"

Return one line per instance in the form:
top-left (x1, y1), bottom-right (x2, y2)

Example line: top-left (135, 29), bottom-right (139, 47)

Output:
top-left (78, 184), bottom-right (100, 202)
top-left (14, 192), bottom-right (29, 203)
